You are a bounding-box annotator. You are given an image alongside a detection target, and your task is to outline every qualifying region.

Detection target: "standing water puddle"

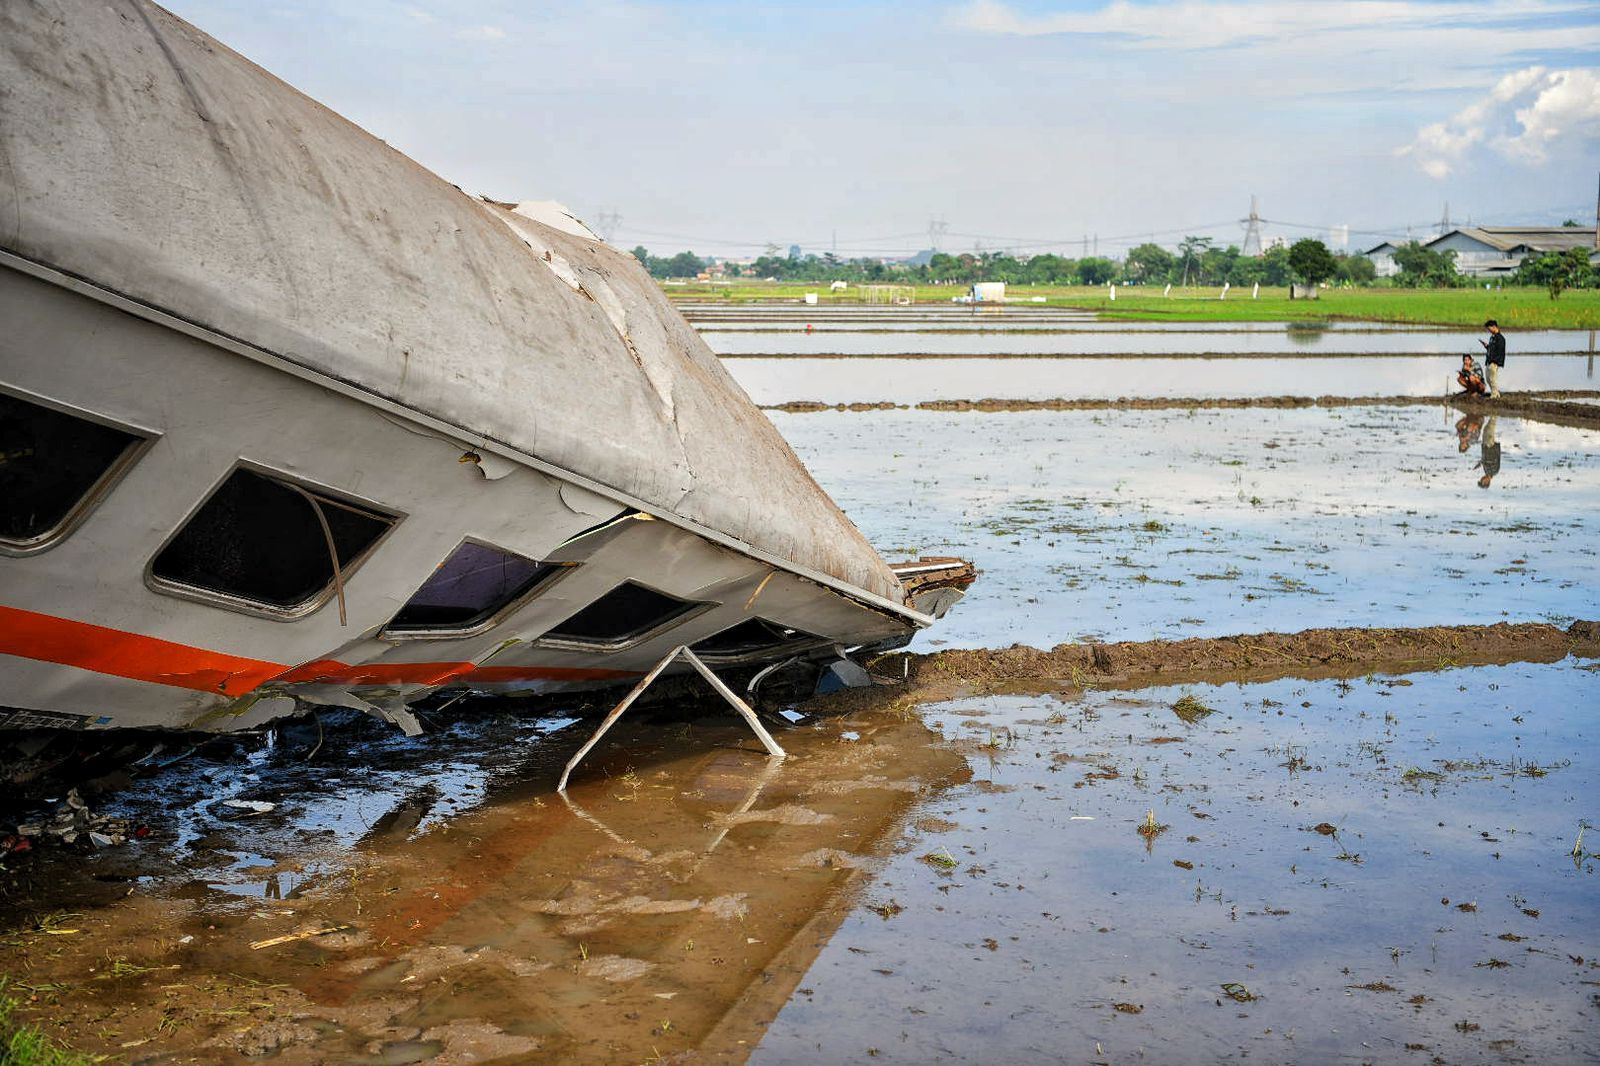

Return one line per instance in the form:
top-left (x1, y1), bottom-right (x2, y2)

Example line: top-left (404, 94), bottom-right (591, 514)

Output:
top-left (755, 659), bottom-right (1600, 1063)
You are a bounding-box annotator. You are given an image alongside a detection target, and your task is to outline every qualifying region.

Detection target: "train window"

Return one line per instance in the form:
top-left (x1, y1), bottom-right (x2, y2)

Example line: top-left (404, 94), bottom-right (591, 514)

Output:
top-left (0, 391), bottom-right (146, 552)
top-left (691, 618), bottom-right (820, 660)
top-left (151, 467), bottom-right (394, 613)
top-left (540, 580), bottom-right (705, 648)
top-left (386, 541), bottom-right (566, 635)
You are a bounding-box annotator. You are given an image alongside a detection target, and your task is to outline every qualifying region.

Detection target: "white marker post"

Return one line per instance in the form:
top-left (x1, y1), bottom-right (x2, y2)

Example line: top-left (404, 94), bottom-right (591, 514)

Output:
top-left (1252, 282), bottom-right (1260, 299)
top-left (1221, 282), bottom-right (1230, 300)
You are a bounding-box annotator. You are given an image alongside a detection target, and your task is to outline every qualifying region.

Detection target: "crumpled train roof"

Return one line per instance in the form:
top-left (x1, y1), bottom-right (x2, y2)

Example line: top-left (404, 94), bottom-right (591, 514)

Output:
top-left (0, 0), bottom-right (905, 608)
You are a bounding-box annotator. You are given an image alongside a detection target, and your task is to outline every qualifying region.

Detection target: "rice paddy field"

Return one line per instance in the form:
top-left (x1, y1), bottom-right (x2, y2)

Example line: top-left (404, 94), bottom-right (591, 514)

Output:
top-left (668, 282), bottom-right (1600, 330)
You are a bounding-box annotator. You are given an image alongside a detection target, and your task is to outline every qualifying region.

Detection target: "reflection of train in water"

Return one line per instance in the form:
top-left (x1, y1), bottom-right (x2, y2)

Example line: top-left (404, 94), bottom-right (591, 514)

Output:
top-left (0, 0), bottom-right (971, 736)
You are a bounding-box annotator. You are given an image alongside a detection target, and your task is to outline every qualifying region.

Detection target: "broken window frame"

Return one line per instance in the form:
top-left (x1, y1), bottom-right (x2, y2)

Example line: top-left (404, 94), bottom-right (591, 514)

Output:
top-left (144, 460), bottom-right (401, 621)
top-left (381, 538), bottom-right (578, 641)
top-left (535, 579), bottom-right (715, 653)
top-left (689, 617), bottom-right (828, 665)
top-left (0, 385), bottom-right (157, 557)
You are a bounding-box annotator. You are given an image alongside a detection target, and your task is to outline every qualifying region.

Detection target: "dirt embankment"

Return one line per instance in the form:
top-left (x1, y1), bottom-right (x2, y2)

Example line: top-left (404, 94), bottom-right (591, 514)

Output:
top-left (817, 620), bottom-right (1600, 714)
top-left (762, 392), bottom-right (1600, 428)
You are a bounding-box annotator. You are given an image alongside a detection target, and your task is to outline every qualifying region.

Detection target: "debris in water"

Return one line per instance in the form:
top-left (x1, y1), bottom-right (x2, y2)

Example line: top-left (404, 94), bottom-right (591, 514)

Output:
top-left (249, 924), bottom-right (353, 950)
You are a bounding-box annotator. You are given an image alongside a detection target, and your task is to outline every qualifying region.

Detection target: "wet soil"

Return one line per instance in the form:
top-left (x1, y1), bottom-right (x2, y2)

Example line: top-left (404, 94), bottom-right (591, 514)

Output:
top-left (873, 619), bottom-right (1600, 699)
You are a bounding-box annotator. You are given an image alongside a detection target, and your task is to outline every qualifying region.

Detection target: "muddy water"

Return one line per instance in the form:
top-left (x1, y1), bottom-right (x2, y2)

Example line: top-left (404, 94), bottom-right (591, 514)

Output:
top-left (755, 660), bottom-right (1600, 1063)
top-left (728, 354), bottom-right (1599, 404)
top-left (772, 405), bottom-right (1600, 649)
top-left (0, 705), bottom-right (964, 1063)
top-left (705, 328), bottom-right (1596, 357)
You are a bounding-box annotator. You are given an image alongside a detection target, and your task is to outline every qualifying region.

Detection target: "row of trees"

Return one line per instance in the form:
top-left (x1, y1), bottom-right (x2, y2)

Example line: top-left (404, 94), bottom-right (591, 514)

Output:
top-left (632, 239), bottom-right (1374, 287)
top-left (631, 239), bottom-right (1596, 293)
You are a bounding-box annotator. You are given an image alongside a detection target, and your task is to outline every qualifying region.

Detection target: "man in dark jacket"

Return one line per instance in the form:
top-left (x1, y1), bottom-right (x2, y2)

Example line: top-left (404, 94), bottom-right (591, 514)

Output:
top-left (1480, 320), bottom-right (1506, 397)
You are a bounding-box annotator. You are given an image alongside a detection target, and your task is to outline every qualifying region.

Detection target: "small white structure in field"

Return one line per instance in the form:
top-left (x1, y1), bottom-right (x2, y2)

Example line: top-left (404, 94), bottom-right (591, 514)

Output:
top-left (804, 292), bottom-right (818, 305)
top-left (829, 280), bottom-right (848, 292)
top-left (971, 282), bottom-right (1006, 303)
top-left (1163, 283), bottom-right (1172, 297)
top-left (1108, 284), bottom-right (1116, 301)
top-left (1252, 282), bottom-right (1260, 299)
top-left (1220, 282), bottom-right (1230, 299)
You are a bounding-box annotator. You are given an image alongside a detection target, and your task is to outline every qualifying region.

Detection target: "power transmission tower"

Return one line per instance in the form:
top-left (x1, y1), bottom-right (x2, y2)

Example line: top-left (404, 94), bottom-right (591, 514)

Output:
top-left (1241, 195), bottom-right (1263, 257)
top-left (927, 216), bottom-right (949, 252)
top-left (1437, 202), bottom-right (1451, 236)
top-left (593, 209), bottom-right (621, 243)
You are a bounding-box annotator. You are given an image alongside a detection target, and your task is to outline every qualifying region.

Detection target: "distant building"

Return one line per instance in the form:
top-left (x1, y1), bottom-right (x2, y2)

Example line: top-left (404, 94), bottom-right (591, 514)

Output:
top-left (1366, 226), bottom-right (1599, 278)
top-left (788, 244), bottom-right (802, 260)
top-left (1365, 240), bottom-right (1407, 278)
top-left (1431, 226), bottom-right (1597, 276)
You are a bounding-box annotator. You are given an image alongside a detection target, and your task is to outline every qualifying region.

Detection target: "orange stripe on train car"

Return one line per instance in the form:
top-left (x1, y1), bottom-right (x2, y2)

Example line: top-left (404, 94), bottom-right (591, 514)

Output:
top-left (0, 604), bottom-right (639, 697)
top-left (0, 603), bottom-right (285, 696)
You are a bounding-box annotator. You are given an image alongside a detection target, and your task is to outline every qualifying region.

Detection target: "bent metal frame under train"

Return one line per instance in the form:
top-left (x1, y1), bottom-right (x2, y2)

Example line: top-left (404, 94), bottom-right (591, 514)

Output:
top-left (0, 0), bottom-right (970, 736)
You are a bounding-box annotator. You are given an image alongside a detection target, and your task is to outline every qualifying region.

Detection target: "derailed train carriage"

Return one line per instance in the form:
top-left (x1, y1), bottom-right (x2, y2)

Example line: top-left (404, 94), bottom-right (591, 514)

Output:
top-left (0, 0), bottom-right (971, 739)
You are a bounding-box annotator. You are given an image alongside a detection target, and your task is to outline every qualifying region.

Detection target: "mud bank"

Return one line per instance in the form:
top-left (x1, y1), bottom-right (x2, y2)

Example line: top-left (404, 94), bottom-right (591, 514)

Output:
top-left (838, 619), bottom-right (1600, 709)
top-left (762, 390), bottom-right (1600, 429)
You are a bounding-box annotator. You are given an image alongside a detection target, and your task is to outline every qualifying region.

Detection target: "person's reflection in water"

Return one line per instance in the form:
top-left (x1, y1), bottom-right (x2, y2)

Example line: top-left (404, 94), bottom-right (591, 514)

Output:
top-left (1475, 416), bottom-right (1501, 489)
top-left (1455, 413), bottom-right (1483, 453)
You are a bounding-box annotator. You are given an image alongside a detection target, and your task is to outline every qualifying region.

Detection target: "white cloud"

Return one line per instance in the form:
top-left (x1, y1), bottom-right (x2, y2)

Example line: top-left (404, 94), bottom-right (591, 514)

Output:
top-left (1398, 66), bottom-right (1600, 177)
top-left (454, 24), bottom-right (507, 42)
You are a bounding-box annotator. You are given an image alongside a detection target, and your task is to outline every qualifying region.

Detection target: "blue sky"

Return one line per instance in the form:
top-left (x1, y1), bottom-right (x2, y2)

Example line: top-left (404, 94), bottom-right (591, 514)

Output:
top-left (164, 0), bottom-right (1600, 258)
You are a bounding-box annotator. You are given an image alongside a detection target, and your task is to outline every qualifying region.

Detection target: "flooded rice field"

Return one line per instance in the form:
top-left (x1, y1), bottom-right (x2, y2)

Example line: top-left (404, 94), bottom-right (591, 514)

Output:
top-left (728, 354), bottom-right (1599, 404)
top-left (756, 659), bottom-right (1600, 1064)
top-left (772, 405), bottom-right (1600, 649)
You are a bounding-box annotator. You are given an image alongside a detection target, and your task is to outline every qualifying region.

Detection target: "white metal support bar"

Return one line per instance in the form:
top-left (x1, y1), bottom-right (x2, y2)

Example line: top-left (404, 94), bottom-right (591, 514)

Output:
top-left (557, 645), bottom-right (787, 792)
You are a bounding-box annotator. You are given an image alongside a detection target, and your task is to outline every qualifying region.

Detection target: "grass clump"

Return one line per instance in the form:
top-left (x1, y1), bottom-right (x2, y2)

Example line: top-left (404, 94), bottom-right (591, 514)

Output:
top-left (0, 980), bottom-right (97, 1065)
top-left (1137, 809), bottom-right (1169, 843)
top-left (1171, 693), bottom-right (1215, 724)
